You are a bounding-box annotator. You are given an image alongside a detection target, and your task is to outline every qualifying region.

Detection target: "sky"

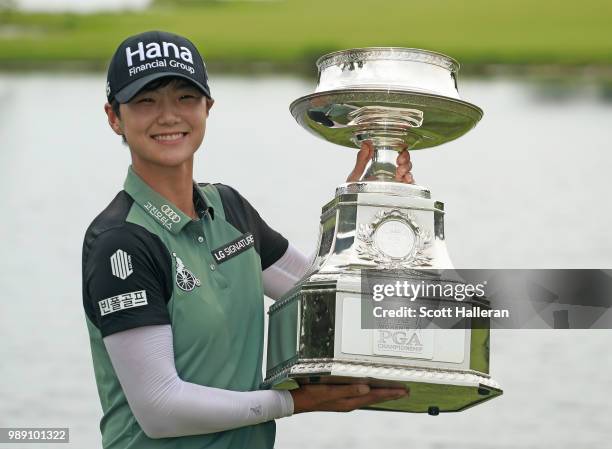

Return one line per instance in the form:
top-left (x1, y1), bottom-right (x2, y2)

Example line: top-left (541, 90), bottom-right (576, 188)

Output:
top-left (16, 0), bottom-right (151, 12)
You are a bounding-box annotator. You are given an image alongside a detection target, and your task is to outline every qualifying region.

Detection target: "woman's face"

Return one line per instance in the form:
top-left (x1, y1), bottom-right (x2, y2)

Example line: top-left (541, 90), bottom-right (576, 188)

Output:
top-left (107, 79), bottom-right (212, 168)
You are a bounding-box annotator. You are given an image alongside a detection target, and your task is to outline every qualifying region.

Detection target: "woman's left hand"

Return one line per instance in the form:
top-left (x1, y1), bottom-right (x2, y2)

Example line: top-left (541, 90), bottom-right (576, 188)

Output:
top-left (346, 141), bottom-right (414, 184)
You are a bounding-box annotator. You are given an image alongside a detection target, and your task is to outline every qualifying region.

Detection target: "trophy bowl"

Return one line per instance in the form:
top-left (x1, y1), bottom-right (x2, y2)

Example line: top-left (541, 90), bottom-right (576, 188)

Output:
top-left (264, 48), bottom-right (502, 415)
top-left (291, 48), bottom-right (482, 163)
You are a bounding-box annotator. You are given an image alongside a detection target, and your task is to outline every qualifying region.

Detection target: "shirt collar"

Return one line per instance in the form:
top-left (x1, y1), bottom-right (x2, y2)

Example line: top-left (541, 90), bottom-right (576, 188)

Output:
top-left (193, 183), bottom-right (215, 220)
top-left (124, 166), bottom-right (213, 234)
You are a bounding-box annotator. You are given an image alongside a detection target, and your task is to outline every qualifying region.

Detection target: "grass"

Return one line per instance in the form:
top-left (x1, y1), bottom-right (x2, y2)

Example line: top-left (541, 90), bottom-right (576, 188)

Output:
top-left (1, 0), bottom-right (611, 70)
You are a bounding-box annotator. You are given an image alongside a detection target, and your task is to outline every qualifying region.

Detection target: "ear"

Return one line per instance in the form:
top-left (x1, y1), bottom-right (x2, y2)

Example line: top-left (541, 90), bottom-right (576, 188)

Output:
top-left (104, 102), bottom-right (124, 136)
top-left (205, 98), bottom-right (214, 117)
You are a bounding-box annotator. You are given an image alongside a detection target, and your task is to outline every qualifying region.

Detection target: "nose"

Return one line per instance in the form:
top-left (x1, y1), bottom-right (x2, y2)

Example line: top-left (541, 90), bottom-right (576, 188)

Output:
top-left (156, 97), bottom-right (181, 126)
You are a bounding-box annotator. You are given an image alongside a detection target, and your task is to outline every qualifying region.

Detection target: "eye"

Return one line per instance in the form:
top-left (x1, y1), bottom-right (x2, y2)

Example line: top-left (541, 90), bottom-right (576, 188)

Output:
top-left (180, 93), bottom-right (200, 101)
top-left (135, 97), bottom-right (154, 104)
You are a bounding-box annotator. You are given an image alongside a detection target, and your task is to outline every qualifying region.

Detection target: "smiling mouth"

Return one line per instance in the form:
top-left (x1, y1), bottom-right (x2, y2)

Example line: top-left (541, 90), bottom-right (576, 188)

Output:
top-left (151, 132), bottom-right (188, 142)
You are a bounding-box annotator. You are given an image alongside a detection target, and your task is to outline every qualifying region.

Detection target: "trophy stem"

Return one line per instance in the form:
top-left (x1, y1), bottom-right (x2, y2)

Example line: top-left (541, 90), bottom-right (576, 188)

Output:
top-left (363, 146), bottom-right (400, 181)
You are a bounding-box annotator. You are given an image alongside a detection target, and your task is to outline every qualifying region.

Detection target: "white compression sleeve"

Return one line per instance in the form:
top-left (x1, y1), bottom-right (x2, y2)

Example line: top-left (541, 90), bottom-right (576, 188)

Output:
top-left (262, 243), bottom-right (315, 300)
top-left (103, 324), bottom-right (294, 439)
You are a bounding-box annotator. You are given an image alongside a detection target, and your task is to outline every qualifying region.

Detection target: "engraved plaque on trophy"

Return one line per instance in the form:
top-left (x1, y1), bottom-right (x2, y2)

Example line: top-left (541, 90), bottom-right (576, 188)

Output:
top-left (263, 48), bottom-right (502, 414)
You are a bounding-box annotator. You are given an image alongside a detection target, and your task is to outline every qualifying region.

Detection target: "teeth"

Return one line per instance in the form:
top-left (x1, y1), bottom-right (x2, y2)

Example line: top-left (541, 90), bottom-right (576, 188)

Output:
top-left (153, 133), bottom-right (184, 141)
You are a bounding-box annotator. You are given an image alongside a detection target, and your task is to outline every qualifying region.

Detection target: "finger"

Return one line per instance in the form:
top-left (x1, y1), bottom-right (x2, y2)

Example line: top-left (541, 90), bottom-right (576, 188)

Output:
top-left (362, 140), bottom-right (375, 154)
top-left (396, 165), bottom-right (409, 177)
top-left (321, 388), bottom-right (409, 412)
top-left (305, 383), bottom-right (372, 403)
top-left (396, 150), bottom-right (408, 165)
top-left (396, 150), bottom-right (411, 164)
top-left (396, 151), bottom-right (413, 179)
top-left (396, 160), bottom-right (412, 171)
top-left (396, 150), bottom-right (405, 164)
top-left (396, 169), bottom-right (414, 185)
top-left (346, 143), bottom-right (373, 182)
top-left (395, 165), bottom-right (409, 182)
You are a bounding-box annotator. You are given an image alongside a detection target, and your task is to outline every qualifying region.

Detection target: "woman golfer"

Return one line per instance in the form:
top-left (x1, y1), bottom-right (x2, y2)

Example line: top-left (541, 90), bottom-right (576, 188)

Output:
top-left (82, 30), bottom-right (412, 449)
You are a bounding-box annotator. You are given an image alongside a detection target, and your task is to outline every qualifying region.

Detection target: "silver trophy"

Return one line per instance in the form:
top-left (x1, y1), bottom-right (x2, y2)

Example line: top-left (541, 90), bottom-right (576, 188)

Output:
top-left (264, 48), bottom-right (502, 414)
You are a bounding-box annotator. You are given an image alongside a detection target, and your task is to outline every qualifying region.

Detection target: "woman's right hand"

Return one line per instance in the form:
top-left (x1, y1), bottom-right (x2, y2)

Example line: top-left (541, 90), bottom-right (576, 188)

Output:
top-left (289, 383), bottom-right (408, 413)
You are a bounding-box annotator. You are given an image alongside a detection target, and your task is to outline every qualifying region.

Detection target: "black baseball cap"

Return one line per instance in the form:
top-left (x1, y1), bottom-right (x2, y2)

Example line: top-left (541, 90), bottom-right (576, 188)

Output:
top-left (106, 30), bottom-right (212, 104)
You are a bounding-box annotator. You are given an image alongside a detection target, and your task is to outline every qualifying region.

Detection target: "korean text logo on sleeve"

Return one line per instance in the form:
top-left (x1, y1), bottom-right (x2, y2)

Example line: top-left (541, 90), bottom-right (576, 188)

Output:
top-left (110, 249), bottom-right (133, 280)
top-left (99, 290), bottom-right (148, 316)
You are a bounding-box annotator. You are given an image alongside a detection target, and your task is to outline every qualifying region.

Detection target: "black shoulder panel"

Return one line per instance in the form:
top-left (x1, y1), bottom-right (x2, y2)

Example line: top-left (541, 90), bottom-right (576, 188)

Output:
top-left (214, 184), bottom-right (289, 270)
top-left (82, 191), bottom-right (173, 336)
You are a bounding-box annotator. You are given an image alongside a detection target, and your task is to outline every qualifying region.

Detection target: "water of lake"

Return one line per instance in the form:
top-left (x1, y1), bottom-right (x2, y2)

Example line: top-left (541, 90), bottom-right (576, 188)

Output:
top-left (0, 72), bottom-right (611, 448)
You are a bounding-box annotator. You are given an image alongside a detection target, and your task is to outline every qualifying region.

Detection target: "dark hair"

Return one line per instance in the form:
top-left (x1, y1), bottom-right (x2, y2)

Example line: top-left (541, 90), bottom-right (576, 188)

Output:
top-left (111, 76), bottom-right (203, 144)
top-left (110, 98), bottom-right (127, 145)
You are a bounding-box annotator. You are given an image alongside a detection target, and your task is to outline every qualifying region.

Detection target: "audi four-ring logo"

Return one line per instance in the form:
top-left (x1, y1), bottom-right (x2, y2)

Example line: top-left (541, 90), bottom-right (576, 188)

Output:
top-left (161, 204), bottom-right (181, 223)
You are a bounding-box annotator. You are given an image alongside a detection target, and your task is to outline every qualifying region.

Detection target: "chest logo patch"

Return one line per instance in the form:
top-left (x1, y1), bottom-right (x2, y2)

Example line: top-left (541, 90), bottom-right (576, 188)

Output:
top-left (212, 232), bottom-right (255, 264)
top-left (172, 252), bottom-right (201, 292)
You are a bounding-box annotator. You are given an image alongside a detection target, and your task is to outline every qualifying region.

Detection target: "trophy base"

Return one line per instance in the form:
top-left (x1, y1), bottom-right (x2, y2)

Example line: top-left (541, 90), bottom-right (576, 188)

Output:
top-left (264, 359), bottom-right (502, 414)
top-left (263, 181), bottom-right (503, 414)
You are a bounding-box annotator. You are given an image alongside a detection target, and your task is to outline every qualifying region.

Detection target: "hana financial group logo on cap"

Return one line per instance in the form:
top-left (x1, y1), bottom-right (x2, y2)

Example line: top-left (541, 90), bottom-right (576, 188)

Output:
top-left (107, 31), bottom-right (211, 103)
top-left (124, 40), bottom-right (196, 77)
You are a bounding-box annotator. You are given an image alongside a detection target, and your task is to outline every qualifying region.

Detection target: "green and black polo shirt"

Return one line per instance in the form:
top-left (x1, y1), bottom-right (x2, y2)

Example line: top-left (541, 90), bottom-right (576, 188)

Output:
top-left (81, 166), bottom-right (288, 449)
